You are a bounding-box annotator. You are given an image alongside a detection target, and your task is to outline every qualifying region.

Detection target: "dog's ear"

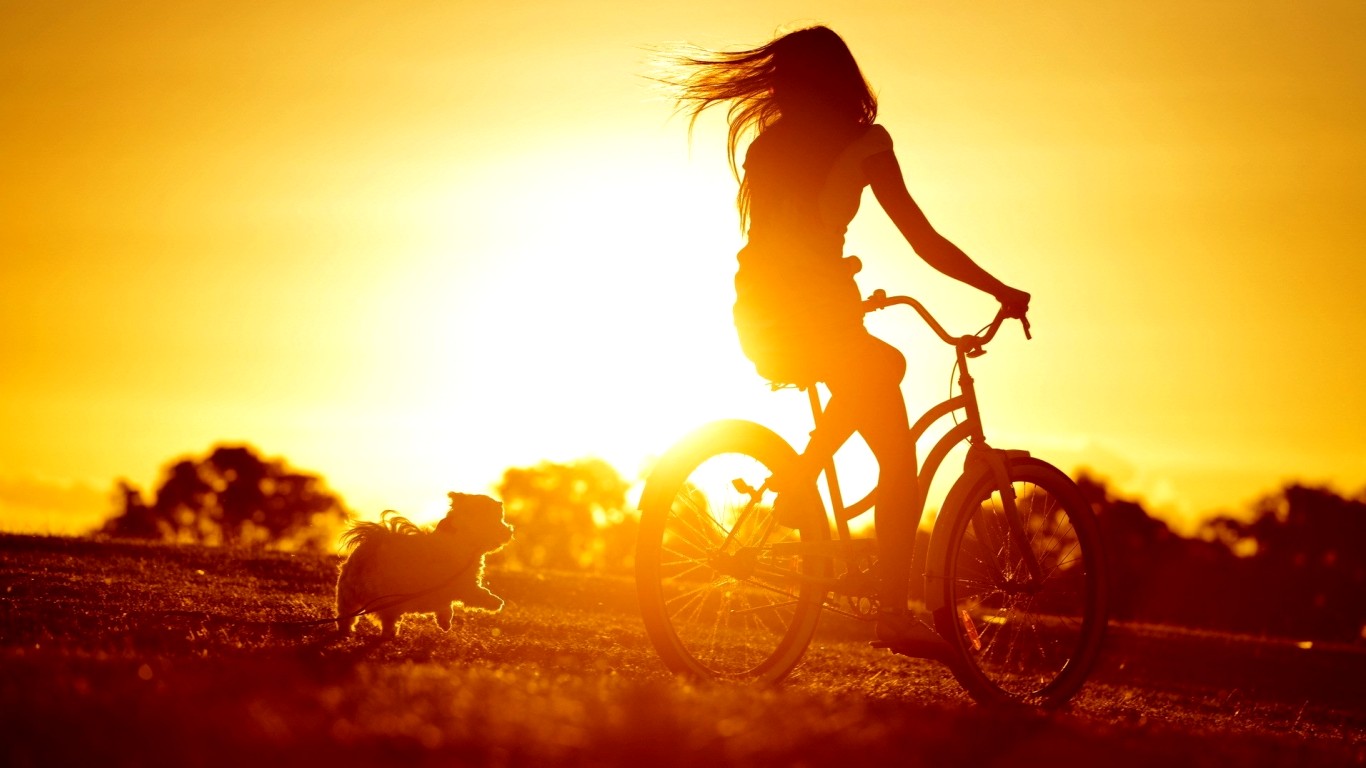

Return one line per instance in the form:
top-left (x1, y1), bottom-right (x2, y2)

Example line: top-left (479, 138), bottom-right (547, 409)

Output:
top-left (440, 492), bottom-right (475, 533)
top-left (446, 491), bottom-right (487, 512)
top-left (447, 492), bottom-right (503, 516)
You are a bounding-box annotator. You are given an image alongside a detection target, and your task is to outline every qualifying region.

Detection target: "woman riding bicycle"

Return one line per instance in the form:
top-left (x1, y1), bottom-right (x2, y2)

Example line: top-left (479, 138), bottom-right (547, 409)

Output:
top-left (665, 25), bottom-right (1031, 648)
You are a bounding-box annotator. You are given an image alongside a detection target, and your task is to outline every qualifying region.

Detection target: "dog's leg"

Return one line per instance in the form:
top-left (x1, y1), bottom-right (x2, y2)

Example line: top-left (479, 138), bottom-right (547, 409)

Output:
top-left (336, 589), bottom-right (358, 636)
top-left (378, 609), bottom-right (400, 640)
top-left (435, 602), bottom-right (453, 631)
top-left (460, 584), bottom-right (505, 612)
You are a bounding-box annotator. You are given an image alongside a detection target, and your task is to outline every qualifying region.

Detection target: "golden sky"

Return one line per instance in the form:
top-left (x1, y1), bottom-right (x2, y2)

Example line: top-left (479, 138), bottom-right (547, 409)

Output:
top-left (3, 1), bottom-right (1363, 534)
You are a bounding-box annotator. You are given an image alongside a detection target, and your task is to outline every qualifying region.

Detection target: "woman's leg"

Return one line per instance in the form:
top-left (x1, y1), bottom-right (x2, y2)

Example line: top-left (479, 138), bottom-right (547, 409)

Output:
top-left (822, 335), bottom-right (921, 611)
top-left (823, 336), bottom-right (946, 653)
top-left (863, 410), bottom-right (919, 611)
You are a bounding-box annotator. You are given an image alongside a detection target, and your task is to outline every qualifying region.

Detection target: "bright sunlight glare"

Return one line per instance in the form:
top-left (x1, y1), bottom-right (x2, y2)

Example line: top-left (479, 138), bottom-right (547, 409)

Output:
top-left (328, 143), bottom-right (873, 526)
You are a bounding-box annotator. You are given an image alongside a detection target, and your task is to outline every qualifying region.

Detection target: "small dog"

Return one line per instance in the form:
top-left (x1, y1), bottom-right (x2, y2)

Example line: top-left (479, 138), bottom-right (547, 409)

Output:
top-left (336, 492), bottom-right (514, 639)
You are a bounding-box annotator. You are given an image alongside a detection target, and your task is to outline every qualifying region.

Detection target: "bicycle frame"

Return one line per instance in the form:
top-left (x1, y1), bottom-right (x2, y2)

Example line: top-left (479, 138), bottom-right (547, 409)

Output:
top-left (637, 291), bottom-right (1105, 703)
top-left (743, 293), bottom-right (1044, 609)
top-left (807, 341), bottom-right (982, 542)
top-left (639, 289), bottom-right (1109, 705)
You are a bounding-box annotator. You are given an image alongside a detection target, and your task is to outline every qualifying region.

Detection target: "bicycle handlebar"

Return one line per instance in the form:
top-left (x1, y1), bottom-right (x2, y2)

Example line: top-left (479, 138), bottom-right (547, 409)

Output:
top-left (862, 289), bottom-right (1031, 352)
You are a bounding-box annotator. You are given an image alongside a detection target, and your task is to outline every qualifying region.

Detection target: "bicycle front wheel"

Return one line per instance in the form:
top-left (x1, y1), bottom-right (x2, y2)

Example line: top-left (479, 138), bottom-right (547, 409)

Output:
top-left (935, 457), bottom-right (1107, 708)
top-left (636, 420), bottom-right (830, 683)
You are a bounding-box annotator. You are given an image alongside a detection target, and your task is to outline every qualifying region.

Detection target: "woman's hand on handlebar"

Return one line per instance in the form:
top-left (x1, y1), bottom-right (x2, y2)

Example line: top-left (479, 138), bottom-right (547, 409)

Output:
top-left (993, 285), bottom-right (1032, 339)
top-left (994, 285), bottom-right (1030, 317)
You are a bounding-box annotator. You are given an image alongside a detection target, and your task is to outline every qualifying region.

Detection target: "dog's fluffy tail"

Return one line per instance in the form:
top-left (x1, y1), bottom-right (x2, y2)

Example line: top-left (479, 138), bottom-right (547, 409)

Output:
top-left (339, 510), bottom-right (426, 554)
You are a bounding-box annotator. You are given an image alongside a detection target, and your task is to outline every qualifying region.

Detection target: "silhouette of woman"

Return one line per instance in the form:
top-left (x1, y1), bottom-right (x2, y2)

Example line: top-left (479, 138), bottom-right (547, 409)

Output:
top-left (665, 25), bottom-right (1030, 649)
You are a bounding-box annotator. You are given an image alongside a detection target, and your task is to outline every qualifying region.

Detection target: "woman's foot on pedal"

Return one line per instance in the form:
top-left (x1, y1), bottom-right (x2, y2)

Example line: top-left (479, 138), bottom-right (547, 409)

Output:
top-left (874, 611), bottom-right (951, 661)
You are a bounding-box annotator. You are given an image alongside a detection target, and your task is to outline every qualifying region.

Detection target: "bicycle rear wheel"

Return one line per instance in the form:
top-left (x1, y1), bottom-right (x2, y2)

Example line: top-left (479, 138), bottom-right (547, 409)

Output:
top-left (636, 420), bottom-right (830, 682)
top-left (935, 457), bottom-right (1107, 708)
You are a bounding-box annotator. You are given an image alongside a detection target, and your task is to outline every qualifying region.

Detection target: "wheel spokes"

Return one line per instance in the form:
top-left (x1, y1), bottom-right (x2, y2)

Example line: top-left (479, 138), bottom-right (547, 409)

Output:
top-left (952, 478), bottom-right (1094, 698)
top-left (653, 456), bottom-right (815, 676)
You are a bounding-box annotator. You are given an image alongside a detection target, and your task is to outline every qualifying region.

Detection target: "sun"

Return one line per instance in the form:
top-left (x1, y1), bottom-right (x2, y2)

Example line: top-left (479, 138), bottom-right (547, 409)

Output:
top-left (321, 145), bottom-right (799, 520)
top-left (326, 136), bottom-right (921, 528)
top-left (449, 151), bottom-right (791, 478)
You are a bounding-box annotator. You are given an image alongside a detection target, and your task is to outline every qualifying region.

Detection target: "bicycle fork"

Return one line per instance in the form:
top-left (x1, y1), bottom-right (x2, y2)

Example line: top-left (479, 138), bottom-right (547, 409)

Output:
top-left (983, 445), bottom-right (1043, 582)
top-left (955, 354), bottom-right (1044, 588)
top-left (923, 445), bottom-right (1038, 616)
top-left (971, 445), bottom-right (1045, 587)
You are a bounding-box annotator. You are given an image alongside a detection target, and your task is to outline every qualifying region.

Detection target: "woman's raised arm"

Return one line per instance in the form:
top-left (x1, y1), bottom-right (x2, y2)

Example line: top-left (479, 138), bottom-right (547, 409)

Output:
top-left (865, 149), bottom-right (1029, 311)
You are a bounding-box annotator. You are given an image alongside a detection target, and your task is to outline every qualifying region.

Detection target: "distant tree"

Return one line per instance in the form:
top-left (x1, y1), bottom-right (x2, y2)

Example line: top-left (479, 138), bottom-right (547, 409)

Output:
top-left (102, 481), bottom-right (165, 540)
top-left (1077, 472), bottom-right (1366, 642)
top-left (100, 444), bottom-right (350, 552)
top-left (1204, 484), bottom-right (1366, 641)
top-left (495, 458), bottom-right (634, 571)
top-left (1077, 472), bottom-right (1246, 629)
top-left (151, 459), bottom-right (213, 541)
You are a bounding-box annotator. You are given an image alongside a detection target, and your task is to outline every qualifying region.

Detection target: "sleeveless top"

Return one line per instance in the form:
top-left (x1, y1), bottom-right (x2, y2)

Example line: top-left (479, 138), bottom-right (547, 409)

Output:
top-left (732, 122), bottom-right (894, 378)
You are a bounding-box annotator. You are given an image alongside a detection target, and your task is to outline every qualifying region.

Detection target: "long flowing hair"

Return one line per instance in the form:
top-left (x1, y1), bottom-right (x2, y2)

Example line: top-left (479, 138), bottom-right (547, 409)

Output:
top-left (657, 25), bottom-right (878, 226)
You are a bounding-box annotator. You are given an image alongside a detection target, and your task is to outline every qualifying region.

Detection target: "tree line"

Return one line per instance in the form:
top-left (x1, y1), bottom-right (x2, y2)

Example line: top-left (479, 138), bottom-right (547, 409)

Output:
top-left (1079, 474), bottom-right (1366, 643)
top-left (98, 445), bottom-right (1364, 642)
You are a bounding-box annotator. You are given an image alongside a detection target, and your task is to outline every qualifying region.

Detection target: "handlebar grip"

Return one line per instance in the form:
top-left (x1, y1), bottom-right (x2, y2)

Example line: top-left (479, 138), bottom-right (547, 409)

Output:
top-left (1021, 316), bottom-right (1032, 340)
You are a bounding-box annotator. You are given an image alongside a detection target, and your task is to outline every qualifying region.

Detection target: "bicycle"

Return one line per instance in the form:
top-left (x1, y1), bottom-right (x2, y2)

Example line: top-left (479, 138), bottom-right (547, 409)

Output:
top-left (635, 290), bottom-right (1108, 708)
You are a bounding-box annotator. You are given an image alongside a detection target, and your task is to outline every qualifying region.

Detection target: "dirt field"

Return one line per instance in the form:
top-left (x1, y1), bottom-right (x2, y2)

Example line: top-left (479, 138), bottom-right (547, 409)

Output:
top-left (1, 534), bottom-right (1362, 767)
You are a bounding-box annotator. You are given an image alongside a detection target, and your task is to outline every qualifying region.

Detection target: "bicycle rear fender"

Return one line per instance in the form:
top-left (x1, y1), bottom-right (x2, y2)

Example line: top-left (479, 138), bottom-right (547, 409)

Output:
top-left (636, 419), bottom-right (796, 515)
top-left (922, 448), bottom-right (1031, 614)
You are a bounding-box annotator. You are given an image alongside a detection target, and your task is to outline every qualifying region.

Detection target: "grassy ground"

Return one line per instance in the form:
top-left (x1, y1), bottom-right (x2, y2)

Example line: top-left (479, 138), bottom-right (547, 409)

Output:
top-left (1, 534), bottom-right (1362, 767)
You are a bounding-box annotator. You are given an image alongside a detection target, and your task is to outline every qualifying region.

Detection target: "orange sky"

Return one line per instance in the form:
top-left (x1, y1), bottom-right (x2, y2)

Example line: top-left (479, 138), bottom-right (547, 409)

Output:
top-left (3, 1), bottom-right (1363, 535)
